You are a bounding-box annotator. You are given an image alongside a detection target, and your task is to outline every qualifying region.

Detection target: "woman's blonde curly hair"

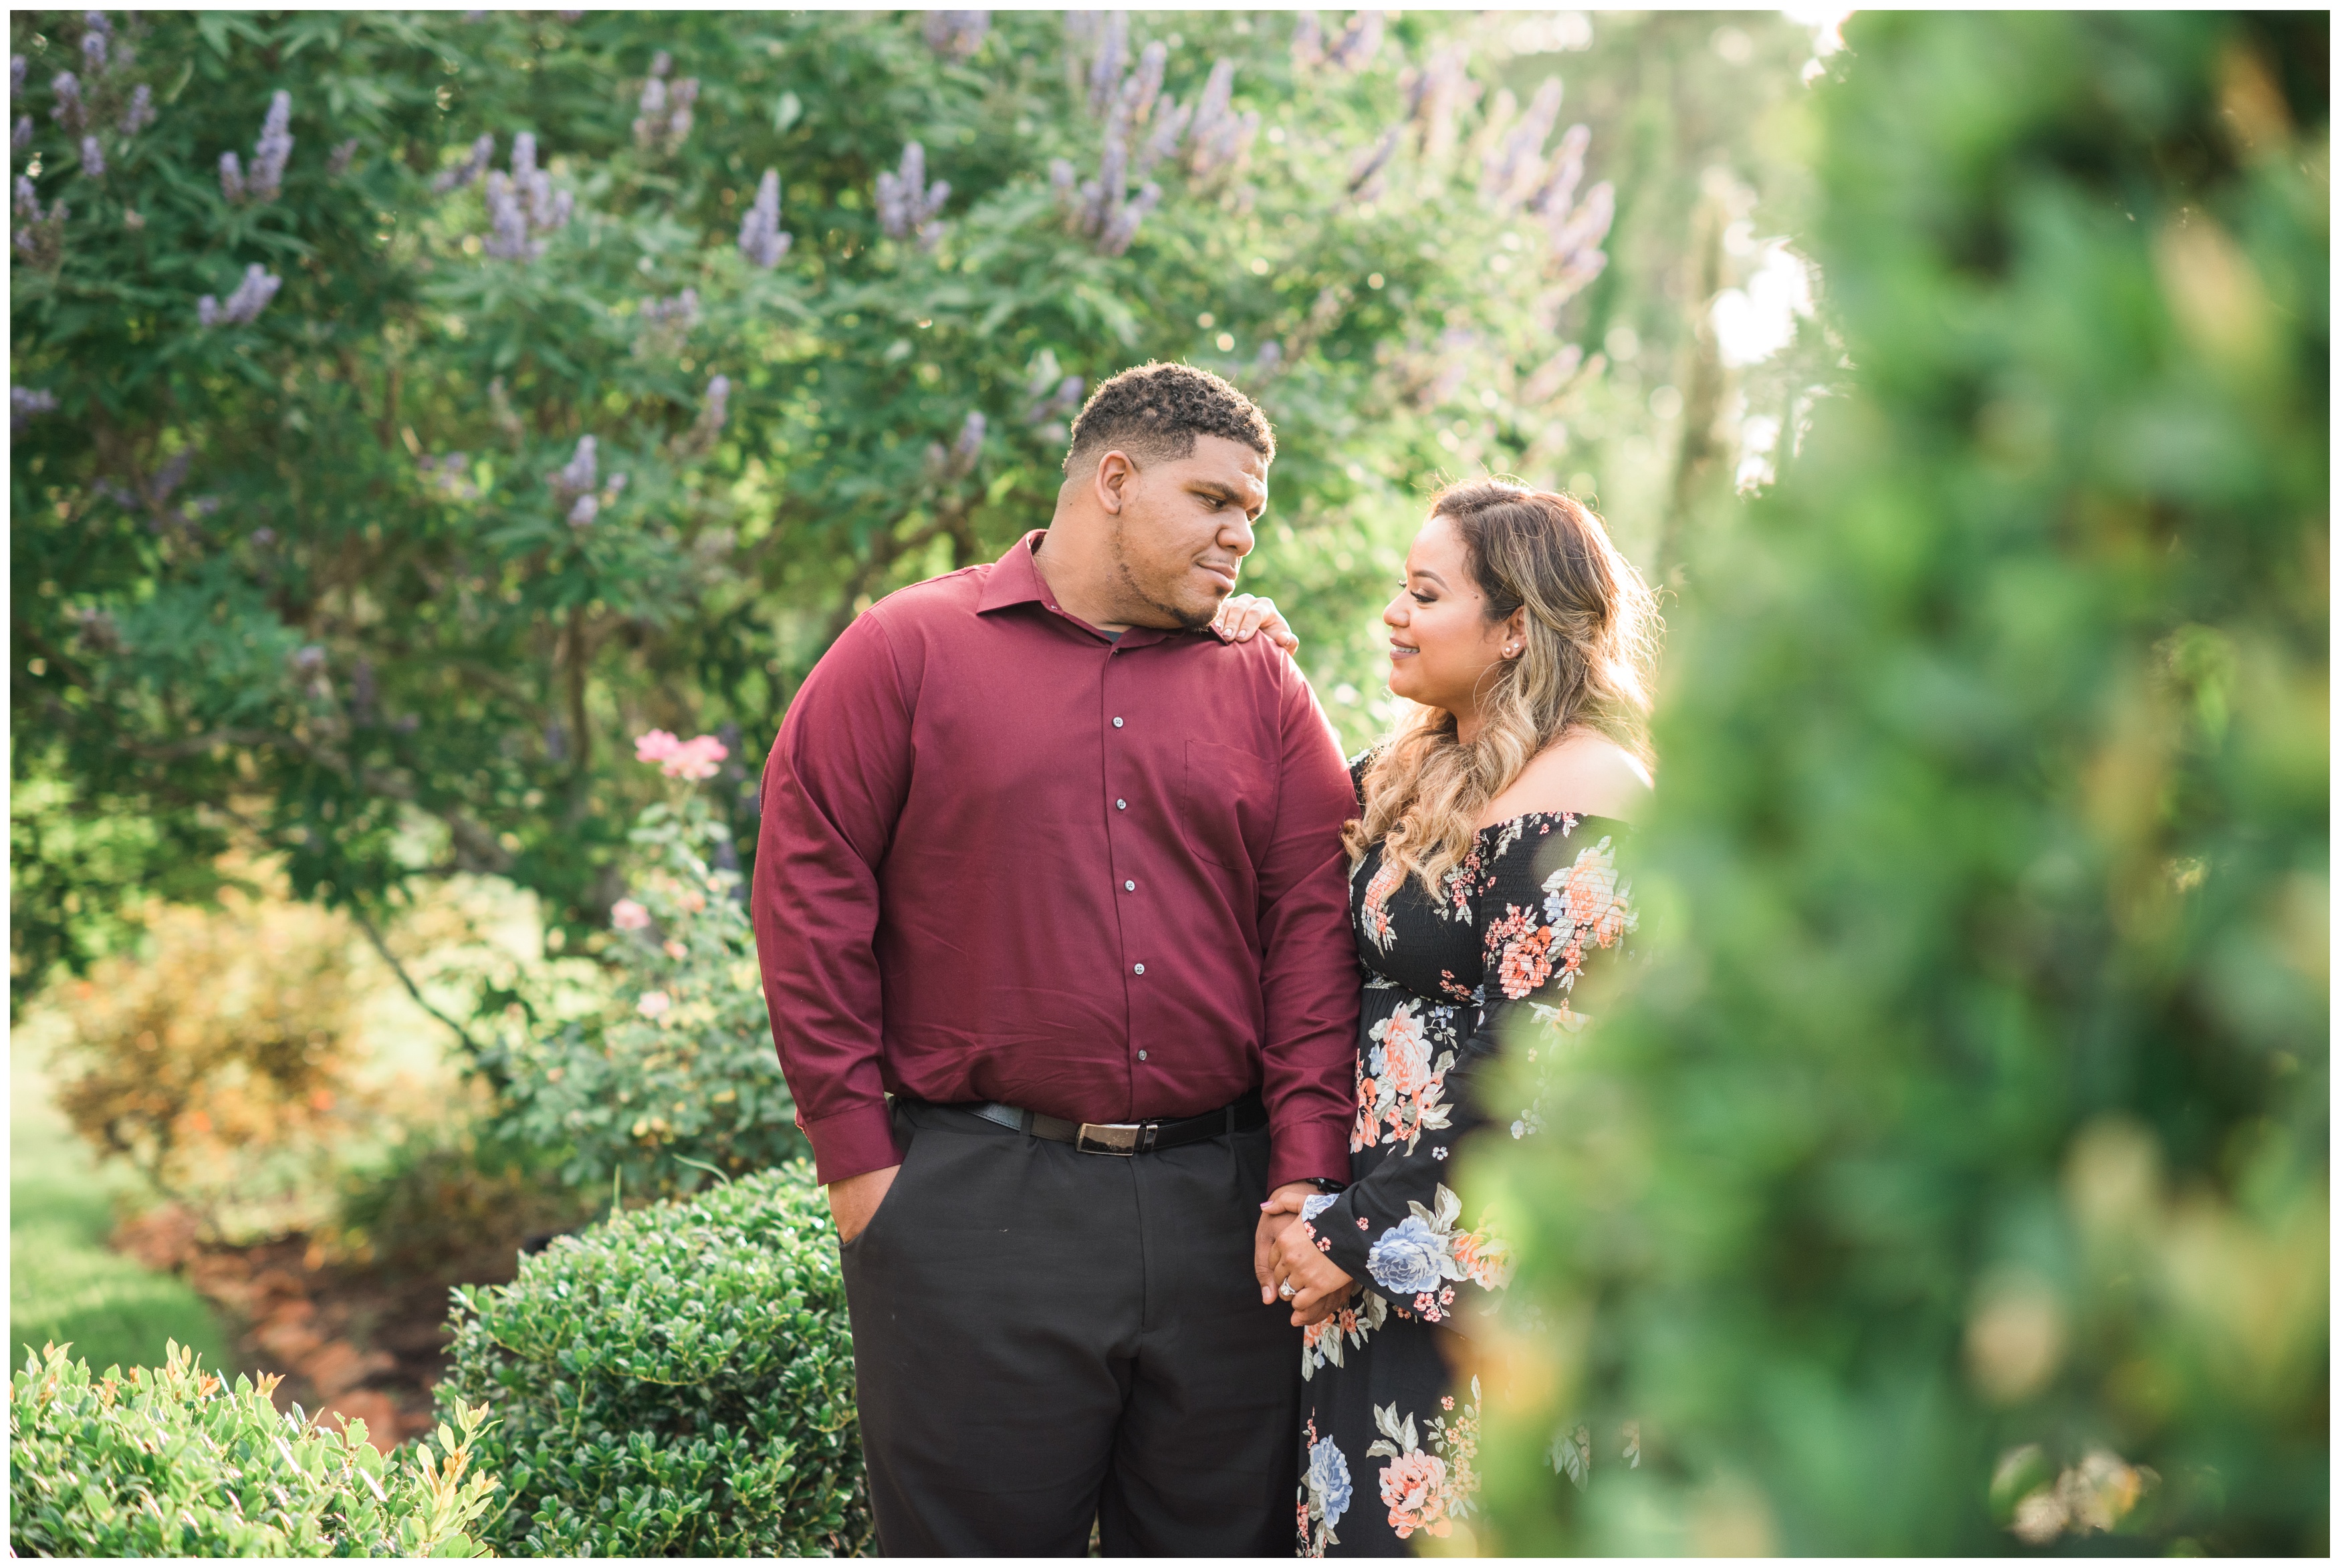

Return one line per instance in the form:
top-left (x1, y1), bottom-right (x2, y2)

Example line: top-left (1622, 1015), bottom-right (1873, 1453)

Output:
top-left (1344, 479), bottom-right (1661, 896)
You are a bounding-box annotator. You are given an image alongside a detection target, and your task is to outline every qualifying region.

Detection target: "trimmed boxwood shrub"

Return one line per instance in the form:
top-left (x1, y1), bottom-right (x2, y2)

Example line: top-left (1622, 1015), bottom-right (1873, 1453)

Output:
top-left (8, 1341), bottom-right (499, 1556)
top-left (433, 1164), bottom-right (869, 1556)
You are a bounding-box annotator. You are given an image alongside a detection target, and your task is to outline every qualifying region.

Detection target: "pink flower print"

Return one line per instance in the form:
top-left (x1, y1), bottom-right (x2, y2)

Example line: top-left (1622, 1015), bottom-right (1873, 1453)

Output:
top-left (610, 898), bottom-right (651, 930)
top-left (1496, 927), bottom-right (1554, 999)
top-left (1359, 857), bottom-right (1403, 950)
top-left (1376, 1009), bottom-right (1431, 1101)
top-left (1548, 843), bottom-right (1631, 946)
top-left (1381, 1451), bottom-right (1450, 1539)
top-left (1441, 1395), bottom-right (1455, 1410)
top-left (1453, 1228), bottom-right (1516, 1289)
top-left (1482, 904), bottom-right (1535, 952)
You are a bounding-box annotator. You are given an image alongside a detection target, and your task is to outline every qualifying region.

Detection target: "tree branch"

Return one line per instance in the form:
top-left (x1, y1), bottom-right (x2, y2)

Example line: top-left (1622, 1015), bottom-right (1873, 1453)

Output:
top-left (348, 900), bottom-right (491, 1064)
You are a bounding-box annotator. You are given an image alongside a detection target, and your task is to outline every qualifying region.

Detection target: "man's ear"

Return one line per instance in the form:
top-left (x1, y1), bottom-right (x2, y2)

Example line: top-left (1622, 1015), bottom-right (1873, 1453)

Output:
top-left (1092, 449), bottom-right (1137, 515)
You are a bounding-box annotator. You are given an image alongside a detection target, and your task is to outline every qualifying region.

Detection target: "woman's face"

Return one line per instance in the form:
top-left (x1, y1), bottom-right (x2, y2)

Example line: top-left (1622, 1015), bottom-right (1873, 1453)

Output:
top-left (1383, 514), bottom-right (1515, 717)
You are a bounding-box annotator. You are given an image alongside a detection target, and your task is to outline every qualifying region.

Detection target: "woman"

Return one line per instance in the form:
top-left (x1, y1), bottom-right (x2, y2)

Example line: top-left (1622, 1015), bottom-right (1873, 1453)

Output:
top-left (1262, 479), bottom-right (1659, 1555)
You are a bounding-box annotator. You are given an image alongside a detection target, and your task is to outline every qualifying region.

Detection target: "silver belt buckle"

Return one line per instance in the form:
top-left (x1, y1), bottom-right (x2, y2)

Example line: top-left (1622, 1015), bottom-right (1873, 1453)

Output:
top-left (1076, 1120), bottom-right (1145, 1155)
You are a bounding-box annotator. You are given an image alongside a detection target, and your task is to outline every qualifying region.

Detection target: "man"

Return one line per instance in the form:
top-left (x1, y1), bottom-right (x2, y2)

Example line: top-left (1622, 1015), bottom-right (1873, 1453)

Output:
top-left (752, 362), bottom-right (1360, 1555)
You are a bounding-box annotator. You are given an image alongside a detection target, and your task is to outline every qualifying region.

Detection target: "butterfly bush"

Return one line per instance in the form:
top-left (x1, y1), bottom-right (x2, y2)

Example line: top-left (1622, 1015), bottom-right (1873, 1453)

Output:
top-left (925, 410), bottom-right (985, 482)
top-left (196, 262), bottom-right (280, 328)
top-left (430, 132), bottom-right (493, 194)
top-left (736, 167), bottom-right (788, 266)
top-left (546, 434), bottom-right (624, 526)
top-left (874, 140), bottom-right (949, 247)
top-left (11, 9), bottom-right (1643, 1047)
top-left (677, 374), bottom-right (729, 456)
top-left (922, 10), bottom-right (989, 61)
top-left (479, 130), bottom-right (570, 260)
top-left (11, 384), bottom-right (57, 430)
top-left (631, 51), bottom-right (698, 153)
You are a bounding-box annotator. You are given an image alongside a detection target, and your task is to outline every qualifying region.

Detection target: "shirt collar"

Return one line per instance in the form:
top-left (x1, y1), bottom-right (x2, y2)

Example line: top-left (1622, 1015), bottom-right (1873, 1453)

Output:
top-left (977, 529), bottom-right (1191, 648)
top-left (975, 531), bottom-right (1054, 614)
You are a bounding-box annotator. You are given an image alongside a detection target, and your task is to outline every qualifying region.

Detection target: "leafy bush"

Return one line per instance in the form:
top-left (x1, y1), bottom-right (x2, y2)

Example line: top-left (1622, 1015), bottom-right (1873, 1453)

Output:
top-left (1471, 10), bottom-right (2327, 1557)
top-left (43, 886), bottom-right (382, 1236)
top-left (8, 1341), bottom-right (498, 1557)
top-left (324, 1116), bottom-right (594, 1279)
top-left (433, 1164), bottom-right (868, 1556)
top-left (487, 743), bottom-right (801, 1198)
top-left (11, 8), bottom-right (1642, 1000)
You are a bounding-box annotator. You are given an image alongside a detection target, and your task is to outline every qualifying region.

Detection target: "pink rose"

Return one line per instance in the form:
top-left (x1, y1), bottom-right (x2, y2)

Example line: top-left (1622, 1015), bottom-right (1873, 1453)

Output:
top-left (636, 990), bottom-right (672, 1018)
top-left (633, 729), bottom-right (730, 781)
top-left (610, 898), bottom-right (651, 930)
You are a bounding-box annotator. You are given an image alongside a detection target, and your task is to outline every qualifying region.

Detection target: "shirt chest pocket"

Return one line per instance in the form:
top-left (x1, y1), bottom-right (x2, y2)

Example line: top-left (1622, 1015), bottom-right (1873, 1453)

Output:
top-left (1177, 739), bottom-right (1276, 870)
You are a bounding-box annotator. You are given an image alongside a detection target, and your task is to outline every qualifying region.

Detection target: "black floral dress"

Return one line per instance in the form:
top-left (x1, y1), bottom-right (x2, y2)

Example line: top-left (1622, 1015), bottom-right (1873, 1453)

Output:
top-left (1294, 765), bottom-right (1637, 1557)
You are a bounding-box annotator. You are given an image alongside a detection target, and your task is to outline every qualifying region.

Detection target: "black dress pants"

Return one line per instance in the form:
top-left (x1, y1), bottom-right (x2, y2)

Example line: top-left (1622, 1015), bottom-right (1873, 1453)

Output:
top-left (838, 1099), bottom-right (1302, 1556)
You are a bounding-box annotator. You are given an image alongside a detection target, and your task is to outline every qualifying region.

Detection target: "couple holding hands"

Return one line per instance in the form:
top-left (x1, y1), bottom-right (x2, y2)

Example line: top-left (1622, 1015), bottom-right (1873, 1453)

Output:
top-left (753, 361), bottom-right (1654, 1556)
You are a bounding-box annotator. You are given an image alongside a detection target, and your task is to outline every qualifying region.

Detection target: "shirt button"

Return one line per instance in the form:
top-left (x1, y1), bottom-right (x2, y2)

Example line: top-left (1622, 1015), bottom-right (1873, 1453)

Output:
top-left (1133, 962), bottom-right (1145, 975)
top-left (1113, 716), bottom-right (1125, 728)
top-left (1116, 799), bottom-right (1127, 810)
top-left (1124, 880), bottom-right (1135, 892)
top-left (1137, 1050), bottom-right (1148, 1061)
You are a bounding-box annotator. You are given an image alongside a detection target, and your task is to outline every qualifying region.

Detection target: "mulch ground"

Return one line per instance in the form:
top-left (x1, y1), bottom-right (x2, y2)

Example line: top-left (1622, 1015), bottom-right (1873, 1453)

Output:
top-left (112, 1206), bottom-right (550, 1452)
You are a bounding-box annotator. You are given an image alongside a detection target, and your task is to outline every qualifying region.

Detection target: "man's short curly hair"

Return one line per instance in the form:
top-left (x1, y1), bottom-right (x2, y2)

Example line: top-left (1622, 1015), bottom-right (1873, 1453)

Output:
top-left (1064, 361), bottom-right (1276, 475)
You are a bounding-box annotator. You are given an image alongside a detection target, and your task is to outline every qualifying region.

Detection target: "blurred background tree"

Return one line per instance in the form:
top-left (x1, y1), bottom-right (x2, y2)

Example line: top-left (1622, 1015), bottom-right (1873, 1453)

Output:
top-left (13, 9), bottom-right (1827, 1016)
top-left (1470, 9), bottom-right (2327, 1555)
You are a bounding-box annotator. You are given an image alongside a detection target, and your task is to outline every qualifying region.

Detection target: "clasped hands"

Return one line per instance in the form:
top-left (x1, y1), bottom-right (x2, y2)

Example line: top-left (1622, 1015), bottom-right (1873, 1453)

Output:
top-left (1254, 1182), bottom-right (1355, 1327)
top-left (835, 1166), bottom-right (1354, 1327)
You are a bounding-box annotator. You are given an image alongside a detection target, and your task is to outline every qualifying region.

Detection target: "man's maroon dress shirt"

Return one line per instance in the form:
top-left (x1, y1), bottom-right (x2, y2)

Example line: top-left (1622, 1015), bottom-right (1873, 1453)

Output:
top-left (752, 531), bottom-right (1362, 1188)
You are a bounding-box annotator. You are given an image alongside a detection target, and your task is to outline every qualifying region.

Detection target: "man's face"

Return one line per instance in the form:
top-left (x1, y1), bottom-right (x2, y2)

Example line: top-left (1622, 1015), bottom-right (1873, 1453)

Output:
top-left (1105, 434), bottom-right (1269, 630)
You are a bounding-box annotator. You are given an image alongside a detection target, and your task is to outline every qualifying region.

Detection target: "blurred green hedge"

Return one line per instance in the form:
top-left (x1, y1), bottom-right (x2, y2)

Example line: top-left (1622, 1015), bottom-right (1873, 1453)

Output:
top-left (1470, 11), bottom-right (2326, 1555)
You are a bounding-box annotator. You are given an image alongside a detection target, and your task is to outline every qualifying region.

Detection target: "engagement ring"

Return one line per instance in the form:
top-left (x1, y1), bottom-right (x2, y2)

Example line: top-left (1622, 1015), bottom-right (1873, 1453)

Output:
top-left (1278, 1281), bottom-right (1296, 1300)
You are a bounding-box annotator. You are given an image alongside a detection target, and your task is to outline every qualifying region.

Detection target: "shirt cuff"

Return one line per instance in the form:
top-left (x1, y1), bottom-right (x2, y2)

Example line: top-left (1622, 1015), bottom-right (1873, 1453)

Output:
top-left (801, 1101), bottom-right (903, 1186)
top-left (1266, 1114), bottom-right (1353, 1192)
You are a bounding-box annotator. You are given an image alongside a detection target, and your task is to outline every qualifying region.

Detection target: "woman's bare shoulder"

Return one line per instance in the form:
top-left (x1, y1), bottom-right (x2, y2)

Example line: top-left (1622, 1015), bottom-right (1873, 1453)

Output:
top-left (1481, 731), bottom-right (1653, 826)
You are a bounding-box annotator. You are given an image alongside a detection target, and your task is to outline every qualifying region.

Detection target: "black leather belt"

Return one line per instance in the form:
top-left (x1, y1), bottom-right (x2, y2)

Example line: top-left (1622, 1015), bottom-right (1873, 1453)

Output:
top-left (959, 1091), bottom-right (1266, 1156)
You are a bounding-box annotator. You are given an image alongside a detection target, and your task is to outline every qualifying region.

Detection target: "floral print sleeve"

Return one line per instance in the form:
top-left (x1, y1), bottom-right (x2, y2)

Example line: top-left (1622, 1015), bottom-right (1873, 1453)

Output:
top-left (1305, 813), bottom-right (1636, 1329)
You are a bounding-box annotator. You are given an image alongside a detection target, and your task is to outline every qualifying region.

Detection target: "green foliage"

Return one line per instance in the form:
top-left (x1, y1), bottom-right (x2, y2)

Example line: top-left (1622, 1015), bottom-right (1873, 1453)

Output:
top-left (432, 1165), bottom-right (866, 1557)
top-left (487, 773), bottom-right (800, 1197)
top-left (9, 1341), bottom-right (499, 1557)
top-left (11, 1048), bottom-right (229, 1375)
top-left (10, 7), bottom-right (1645, 1003)
top-left (1472, 11), bottom-right (2327, 1555)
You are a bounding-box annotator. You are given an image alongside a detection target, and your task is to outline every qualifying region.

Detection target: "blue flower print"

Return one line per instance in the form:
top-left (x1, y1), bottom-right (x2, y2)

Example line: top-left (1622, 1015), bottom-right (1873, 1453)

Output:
top-left (1367, 1214), bottom-right (1451, 1296)
top-left (1307, 1434), bottom-right (1353, 1528)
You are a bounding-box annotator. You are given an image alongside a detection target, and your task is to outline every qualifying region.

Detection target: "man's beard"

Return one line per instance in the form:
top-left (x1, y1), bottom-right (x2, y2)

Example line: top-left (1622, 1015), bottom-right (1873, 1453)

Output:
top-left (1110, 528), bottom-right (1219, 630)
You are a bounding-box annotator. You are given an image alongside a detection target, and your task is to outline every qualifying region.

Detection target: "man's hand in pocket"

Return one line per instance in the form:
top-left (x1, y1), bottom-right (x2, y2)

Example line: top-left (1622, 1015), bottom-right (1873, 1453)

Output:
top-left (828, 1164), bottom-right (901, 1243)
